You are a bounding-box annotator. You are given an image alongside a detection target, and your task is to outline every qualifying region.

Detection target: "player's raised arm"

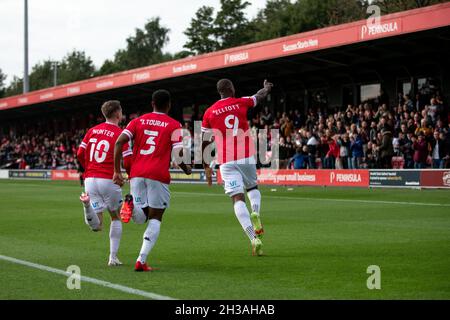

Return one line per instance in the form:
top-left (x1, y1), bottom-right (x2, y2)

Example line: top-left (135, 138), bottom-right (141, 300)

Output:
top-left (253, 79), bottom-right (274, 106)
top-left (113, 133), bottom-right (129, 186)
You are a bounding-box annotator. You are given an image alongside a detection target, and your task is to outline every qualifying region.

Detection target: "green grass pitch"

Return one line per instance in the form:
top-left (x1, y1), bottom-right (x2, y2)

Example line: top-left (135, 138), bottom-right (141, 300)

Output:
top-left (0, 179), bottom-right (449, 299)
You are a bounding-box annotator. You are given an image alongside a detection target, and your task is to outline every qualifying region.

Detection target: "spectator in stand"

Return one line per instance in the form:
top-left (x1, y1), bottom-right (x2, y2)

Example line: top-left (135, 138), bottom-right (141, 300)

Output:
top-left (378, 127), bottom-right (394, 169)
top-left (415, 118), bottom-right (433, 139)
top-left (428, 98), bottom-right (439, 125)
top-left (399, 132), bottom-right (414, 168)
top-left (430, 131), bottom-right (448, 169)
top-left (306, 131), bottom-right (318, 169)
top-left (288, 146), bottom-right (308, 169)
top-left (350, 132), bottom-right (364, 169)
top-left (369, 121), bottom-right (378, 142)
top-left (404, 94), bottom-right (414, 112)
top-left (412, 133), bottom-right (429, 169)
top-left (337, 134), bottom-right (350, 169)
top-left (324, 135), bottom-right (339, 169)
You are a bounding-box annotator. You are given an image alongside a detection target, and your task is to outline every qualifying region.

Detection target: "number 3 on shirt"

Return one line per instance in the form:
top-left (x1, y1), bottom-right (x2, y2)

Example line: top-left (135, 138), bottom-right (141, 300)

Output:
top-left (140, 130), bottom-right (159, 155)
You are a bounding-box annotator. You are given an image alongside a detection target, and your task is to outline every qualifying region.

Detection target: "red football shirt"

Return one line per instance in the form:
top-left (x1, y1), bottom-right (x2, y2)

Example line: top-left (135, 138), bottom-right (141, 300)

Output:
top-left (202, 96), bottom-right (257, 164)
top-left (78, 122), bottom-right (131, 179)
top-left (122, 112), bottom-right (183, 184)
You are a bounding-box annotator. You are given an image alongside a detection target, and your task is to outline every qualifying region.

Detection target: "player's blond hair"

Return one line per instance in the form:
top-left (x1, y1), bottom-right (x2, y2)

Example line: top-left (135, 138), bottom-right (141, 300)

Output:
top-left (101, 100), bottom-right (122, 119)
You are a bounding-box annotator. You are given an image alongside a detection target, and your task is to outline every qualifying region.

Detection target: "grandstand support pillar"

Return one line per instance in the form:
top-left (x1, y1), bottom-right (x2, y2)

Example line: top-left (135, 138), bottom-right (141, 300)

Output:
top-left (23, 0), bottom-right (29, 93)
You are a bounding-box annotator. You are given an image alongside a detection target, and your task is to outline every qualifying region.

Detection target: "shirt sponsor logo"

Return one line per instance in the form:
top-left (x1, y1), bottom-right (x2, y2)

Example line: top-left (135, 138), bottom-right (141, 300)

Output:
top-left (96, 81), bottom-right (114, 89)
top-left (40, 92), bottom-right (54, 100)
top-left (132, 72), bottom-right (150, 82)
top-left (67, 86), bottom-right (81, 94)
top-left (361, 20), bottom-right (399, 39)
top-left (172, 63), bottom-right (197, 74)
top-left (282, 38), bottom-right (319, 53)
top-left (224, 52), bottom-right (249, 65)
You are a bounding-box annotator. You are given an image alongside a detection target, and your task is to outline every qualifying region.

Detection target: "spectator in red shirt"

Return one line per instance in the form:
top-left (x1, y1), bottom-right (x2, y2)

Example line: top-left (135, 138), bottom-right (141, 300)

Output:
top-left (412, 133), bottom-right (429, 169)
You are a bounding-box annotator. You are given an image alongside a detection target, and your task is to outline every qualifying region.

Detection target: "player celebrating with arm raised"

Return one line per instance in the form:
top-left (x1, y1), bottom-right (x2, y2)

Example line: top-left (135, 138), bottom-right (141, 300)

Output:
top-left (202, 79), bottom-right (273, 256)
top-left (77, 100), bottom-right (132, 266)
top-left (113, 89), bottom-right (192, 272)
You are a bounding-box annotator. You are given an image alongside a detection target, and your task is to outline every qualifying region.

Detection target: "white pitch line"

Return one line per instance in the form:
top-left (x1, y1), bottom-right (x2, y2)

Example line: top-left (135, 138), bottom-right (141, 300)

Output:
top-left (0, 254), bottom-right (176, 300)
top-left (172, 191), bottom-right (450, 207)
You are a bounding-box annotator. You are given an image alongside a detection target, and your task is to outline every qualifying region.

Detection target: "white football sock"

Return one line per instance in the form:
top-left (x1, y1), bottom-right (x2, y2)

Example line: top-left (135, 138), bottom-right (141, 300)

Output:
top-left (109, 220), bottom-right (122, 259)
top-left (83, 204), bottom-right (100, 231)
top-left (137, 219), bottom-right (161, 263)
top-left (132, 206), bottom-right (147, 225)
top-left (234, 201), bottom-right (256, 240)
top-left (247, 189), bottom-right (261, 214)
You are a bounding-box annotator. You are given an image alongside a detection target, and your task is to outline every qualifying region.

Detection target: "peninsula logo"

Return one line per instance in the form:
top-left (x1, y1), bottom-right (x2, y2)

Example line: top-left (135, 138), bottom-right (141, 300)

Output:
top-left (67, 86), bottom-right (80, 95)
top-left (282, 38), bottom-right (319, 53)
top-left (132, 71), bottom-right (150, 82)
top-left (361, 20), bottom-right (400, 40)
top-left (18, 97), bottom-right (28, 104)
top-left (96, 81), bottom-right (114, 89)
top-left (224, 51), bottom-right (249, 65)
top-left (172, 63), bottom-right (197, 74)
top-left (330, 172), bottom-right (362, 184)
top-left (40, 92), bottom-right (54, 100)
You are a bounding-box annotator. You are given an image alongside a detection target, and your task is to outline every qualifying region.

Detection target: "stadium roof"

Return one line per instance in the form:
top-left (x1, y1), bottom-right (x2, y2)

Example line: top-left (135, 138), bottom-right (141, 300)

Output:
top-left (1, 2), bottom-right (449, 116)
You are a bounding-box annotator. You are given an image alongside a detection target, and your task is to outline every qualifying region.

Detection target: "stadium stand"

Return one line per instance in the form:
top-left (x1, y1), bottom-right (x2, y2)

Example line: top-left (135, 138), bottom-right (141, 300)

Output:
top-left (1, 3), bottom-right (450, 171)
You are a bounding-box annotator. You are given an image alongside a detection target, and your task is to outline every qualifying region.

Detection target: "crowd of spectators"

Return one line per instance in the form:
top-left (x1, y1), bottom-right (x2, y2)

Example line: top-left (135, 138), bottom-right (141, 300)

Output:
top-left (249, 92), bottom-right (450, 170)
top-left (0, 130), bottom-right (85, 170)
top-left (1, 90), bottom-right (449, 171)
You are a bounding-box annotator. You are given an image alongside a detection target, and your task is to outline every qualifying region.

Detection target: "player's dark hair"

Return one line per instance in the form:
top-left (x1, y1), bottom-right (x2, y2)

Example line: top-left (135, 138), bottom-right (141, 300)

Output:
top-left (101, 100), bottom-right (121, 119)
top-left (152, 89), bottom-right (171, 111)
top-left (217, 79), bottom-right (234, 96)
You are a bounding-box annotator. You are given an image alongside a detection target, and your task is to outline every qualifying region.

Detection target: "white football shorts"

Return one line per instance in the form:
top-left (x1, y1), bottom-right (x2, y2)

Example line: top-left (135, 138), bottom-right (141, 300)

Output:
top-left (130, 177), bottom-right (170, 210)
top-left (84, 177), bottom-right (123, 214)
top-left (220, 157), bottom-right (258, 197)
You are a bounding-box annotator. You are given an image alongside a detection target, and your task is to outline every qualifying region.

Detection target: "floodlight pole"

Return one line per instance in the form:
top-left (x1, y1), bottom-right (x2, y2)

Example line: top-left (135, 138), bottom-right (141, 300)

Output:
top-left (23, 0), bottom-right (29, 93)
top-left (52, 62), bottom-right (58, 87)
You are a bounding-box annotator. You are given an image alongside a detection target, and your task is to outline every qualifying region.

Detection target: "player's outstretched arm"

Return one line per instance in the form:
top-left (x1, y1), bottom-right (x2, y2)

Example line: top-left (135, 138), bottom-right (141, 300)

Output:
top-left (254, 79), bottom-right (274, 106)
top-left (113, 133), bottom-right (129, 186)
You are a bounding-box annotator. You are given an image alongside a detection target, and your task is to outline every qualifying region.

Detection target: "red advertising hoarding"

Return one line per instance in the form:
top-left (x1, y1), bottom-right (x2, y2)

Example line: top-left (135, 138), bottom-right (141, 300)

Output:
top-left (51, 170), bottom-right (80, 181)
top-left (420, 170), bottom-right (450, 188)
top-left (217, 169), bottom-right (369, 187)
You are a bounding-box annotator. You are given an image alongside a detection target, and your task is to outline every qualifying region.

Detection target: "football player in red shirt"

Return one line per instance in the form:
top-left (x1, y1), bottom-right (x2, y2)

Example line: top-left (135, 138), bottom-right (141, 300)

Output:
top-left (113, 90), bottom-right (191, 272)
top-left (202, 79), bottom-right (273, 256)
top-left (77, 100), bottom-right (132, 266)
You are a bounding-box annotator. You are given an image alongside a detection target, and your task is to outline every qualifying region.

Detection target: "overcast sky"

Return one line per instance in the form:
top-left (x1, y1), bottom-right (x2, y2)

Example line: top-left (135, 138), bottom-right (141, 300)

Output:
top-left (0, 0), bottom-right (267, 85)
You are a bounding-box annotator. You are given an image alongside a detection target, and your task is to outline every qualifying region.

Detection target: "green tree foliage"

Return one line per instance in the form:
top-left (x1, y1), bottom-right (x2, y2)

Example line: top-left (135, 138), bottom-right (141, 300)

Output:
top-left (214, 0), bottom-right (252, 49)
top-left (5, 76), bottom-right (23, 97)
top-left (184, 0), bottom-right (252, 54)
top-left (0, 68), bottom-right (6, 98)
top-left (184, 6), bottom-right (219, 55)
top-left (371, 0), bottom-right (448, 13)
top-left (3, 50), bottom-right (95, 97)
top-left (58, 50), bottom-right (95, 84)
top-left (251, 0), bottom-right (367, 42)
top-left (97, 17), bottom-right (170, 75)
